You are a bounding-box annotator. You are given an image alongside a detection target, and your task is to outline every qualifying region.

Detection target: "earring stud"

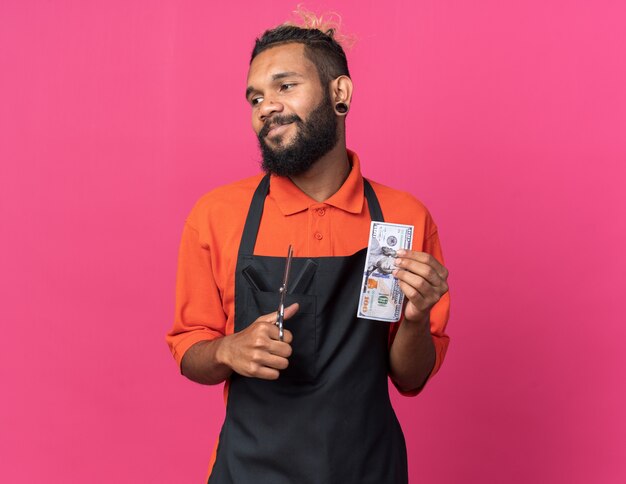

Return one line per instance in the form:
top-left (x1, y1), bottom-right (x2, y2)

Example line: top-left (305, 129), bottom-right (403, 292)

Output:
top-left (335, 102), bottom-right (349, 114)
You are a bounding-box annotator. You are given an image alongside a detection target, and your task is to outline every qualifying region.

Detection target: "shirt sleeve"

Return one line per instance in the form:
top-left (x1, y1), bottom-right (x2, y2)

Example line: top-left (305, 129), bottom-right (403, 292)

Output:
top-left (165, 220), bottom-right (227, 372)
top-left (422, 228), bottom-right (451, 379)
top-left (390, 226), bottom-right (451, 397)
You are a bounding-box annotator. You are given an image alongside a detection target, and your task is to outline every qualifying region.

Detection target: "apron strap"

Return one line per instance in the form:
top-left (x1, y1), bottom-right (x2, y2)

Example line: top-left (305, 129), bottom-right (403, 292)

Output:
top-left (363, 178), bottom-right (384, 222)
top-left (238, 174), bottom-right (385, 256)
top-left (238, 174), bottom-right (271, 258)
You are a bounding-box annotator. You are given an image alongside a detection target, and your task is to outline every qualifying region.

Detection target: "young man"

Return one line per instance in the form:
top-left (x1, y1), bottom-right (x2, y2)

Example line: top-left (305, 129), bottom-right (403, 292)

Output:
top-left (167, 23), bottom-right (450, 484)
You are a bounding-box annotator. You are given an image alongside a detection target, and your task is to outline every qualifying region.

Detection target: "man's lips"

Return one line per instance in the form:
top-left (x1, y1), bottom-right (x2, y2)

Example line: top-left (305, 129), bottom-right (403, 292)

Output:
top-left (265, 122), bottom-right (293, 138)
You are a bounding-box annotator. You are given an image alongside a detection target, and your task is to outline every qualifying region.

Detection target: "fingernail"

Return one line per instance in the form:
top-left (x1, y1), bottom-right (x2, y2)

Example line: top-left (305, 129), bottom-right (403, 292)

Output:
top-left (394, 258), bottom-right (402, 265)
top-left (396, 249), bottom-right (405, 256)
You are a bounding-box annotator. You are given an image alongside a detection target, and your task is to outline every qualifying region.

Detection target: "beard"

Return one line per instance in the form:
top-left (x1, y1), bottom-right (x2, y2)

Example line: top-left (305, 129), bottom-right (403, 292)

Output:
top-left (258, 93), bottom-right (339, 177)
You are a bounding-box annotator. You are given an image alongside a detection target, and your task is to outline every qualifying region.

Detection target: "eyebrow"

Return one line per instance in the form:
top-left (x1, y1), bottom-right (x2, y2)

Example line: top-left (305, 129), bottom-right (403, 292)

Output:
top-left (245, 71), bottom-right (304, 100)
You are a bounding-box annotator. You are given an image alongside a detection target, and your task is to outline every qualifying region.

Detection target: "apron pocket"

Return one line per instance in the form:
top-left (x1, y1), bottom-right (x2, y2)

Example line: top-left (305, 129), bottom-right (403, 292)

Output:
top-left (245, 288), bottom-right (317, 383)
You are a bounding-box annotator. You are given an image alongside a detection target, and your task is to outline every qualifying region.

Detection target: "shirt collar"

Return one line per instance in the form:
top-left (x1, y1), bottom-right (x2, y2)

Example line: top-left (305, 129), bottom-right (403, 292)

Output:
top-left (269, 149), bottom-right (365, 216)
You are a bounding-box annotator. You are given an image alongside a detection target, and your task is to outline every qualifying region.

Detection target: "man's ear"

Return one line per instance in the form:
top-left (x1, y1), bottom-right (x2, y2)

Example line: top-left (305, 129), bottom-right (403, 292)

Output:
top-left (330, 76), bottom-right (353, 115)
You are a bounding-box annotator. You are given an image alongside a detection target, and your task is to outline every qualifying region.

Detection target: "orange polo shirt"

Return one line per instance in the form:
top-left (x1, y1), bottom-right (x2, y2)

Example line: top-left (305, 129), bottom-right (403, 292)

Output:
top-left (166, 150), bottom-right (450, 474)
top-left (167, 148), bottom-right (450, 385)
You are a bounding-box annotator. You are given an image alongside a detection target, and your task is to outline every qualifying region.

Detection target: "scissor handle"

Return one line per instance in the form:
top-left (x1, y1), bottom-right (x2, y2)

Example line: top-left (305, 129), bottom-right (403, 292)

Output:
top-left (278, 320), bottom-right (284, 341)
top-left (277, 286), bottom-right (285, 341)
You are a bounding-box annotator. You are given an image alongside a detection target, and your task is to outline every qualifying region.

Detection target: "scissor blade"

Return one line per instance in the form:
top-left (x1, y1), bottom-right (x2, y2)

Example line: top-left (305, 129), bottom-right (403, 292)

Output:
top-left (282, 245), bottom-right (293, 294)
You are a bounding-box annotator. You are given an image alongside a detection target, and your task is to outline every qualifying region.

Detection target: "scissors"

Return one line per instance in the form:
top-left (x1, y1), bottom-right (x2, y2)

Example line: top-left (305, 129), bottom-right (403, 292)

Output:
top-left (276, 244), bottom-right (293, 341)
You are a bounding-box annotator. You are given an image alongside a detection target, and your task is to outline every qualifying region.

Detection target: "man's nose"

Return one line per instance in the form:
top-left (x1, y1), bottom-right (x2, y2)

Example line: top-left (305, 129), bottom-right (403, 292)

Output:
top-left (259, 100), bottom-right (284, 121)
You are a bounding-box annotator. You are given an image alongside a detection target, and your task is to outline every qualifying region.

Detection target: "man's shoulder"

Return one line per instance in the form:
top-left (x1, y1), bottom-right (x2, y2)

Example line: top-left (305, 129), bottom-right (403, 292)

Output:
top-left (186, 173), bottom-right (265, 228)
top-left (193, 173), bottom-right (265, 211)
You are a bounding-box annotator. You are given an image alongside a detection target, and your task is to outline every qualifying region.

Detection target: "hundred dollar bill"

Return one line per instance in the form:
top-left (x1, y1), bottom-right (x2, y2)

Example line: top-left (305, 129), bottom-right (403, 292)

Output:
top-left (357, 221), bottom-right (414, 322)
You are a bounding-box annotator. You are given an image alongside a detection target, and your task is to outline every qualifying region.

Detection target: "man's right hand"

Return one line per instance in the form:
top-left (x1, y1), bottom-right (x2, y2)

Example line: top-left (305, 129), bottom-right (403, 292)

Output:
top-left (218, 303), bottom-right (299, 380)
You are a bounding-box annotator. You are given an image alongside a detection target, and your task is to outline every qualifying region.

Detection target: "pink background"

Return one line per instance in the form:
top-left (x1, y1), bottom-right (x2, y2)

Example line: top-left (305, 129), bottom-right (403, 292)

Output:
top-left (1, 1), bottom-right (624, 483)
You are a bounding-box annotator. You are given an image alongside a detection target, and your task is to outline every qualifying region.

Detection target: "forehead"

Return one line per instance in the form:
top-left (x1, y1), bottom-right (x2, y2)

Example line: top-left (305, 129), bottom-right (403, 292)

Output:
top-left (246, 43), bottom-right (319, 85)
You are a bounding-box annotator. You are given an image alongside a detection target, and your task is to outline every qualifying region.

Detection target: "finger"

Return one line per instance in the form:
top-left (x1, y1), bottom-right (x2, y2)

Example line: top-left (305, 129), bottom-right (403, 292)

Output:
top-left (255, 302), bottom-right (299, 326)
top-left (283, 302), bottom-right (300, 320)
top-left (254, 367), bottom-right (281, 380)
top-left (267, 339), bottom-right (293, 358)
top-left (397, 274), bottom-right (445, 313)
top-left (394, 269), bottom-right (432, 301)
top-left (267, 324), bottom-right (294, 344)
top-left (397, 279), bottom-right (423, 311)
top-left (393, 258), bottom-right (442, 287)
top-left (255, 353), bottom-right (290, 371)
top-left (395, 268), bottom-right (448, 306)
top-left (281, 329), bottom-right (293, 344)
top-left (266, 303), bottom-right (298, 342)
top-left (396, 250), bottom-right (448, 280)
top-left (256, 310), bottom-right (280, 325)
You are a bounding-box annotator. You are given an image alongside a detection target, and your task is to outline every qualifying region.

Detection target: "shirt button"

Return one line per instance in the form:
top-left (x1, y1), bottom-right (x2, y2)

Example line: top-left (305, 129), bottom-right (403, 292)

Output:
top-left (317, 208), bottom-right (326, 216)
top-left (314, 232), bottom-right (323, 240)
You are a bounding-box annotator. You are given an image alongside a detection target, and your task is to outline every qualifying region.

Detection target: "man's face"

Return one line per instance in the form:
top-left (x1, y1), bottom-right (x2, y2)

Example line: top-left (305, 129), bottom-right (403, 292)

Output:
top-left (246, 43), bottom-right (338, 177)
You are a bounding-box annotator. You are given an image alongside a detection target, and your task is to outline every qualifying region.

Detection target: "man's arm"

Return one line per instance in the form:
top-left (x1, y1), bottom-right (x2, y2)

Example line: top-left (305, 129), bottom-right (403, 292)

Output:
top-left (181, 304), bottom-right (299, 385)
top-left (389, 249), bottom-right (449, 393)
top-left (389, 313), bottom-right (436, 393)
top-left (166, 218), bottom-right (298, 383)
top-left (180, 338), bottom-right (233, 385)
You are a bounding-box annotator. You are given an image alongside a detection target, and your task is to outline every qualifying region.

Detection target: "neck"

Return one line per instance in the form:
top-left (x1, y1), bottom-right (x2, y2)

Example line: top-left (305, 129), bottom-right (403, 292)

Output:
top-left (289, 142), bottom-right (350, 202)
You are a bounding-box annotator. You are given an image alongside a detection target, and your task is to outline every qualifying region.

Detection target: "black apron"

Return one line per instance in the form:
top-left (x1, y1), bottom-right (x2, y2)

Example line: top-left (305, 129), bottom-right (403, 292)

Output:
top-left (209, 175), bottom-right (408, 484)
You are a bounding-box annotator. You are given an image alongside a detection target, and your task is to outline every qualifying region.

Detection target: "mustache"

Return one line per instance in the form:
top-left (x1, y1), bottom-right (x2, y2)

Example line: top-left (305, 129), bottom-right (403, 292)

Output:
top-left (259, 114), bottom-right (302, 138)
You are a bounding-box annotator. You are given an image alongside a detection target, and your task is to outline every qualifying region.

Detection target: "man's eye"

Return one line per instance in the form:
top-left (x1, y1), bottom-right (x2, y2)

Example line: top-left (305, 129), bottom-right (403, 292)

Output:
top-left (280, 83), bottom-right (295, 91)
top-left (251, 97), bottom-right (263, 106)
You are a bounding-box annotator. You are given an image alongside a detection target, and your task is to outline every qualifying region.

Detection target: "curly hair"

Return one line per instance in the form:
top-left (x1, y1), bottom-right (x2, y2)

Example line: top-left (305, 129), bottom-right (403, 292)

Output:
top-left (250, 8), bottom-right (351, 87)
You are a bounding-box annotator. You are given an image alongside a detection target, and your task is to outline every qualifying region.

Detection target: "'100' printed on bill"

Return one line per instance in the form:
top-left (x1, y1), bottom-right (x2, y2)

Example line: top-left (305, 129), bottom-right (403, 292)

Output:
top-left (357, 221), bottom-right (414, 322)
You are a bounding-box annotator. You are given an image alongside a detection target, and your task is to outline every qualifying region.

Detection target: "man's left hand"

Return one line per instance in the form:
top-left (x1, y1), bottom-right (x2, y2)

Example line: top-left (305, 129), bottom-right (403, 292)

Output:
top-left (393, 250), bottom-right (449, 324)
